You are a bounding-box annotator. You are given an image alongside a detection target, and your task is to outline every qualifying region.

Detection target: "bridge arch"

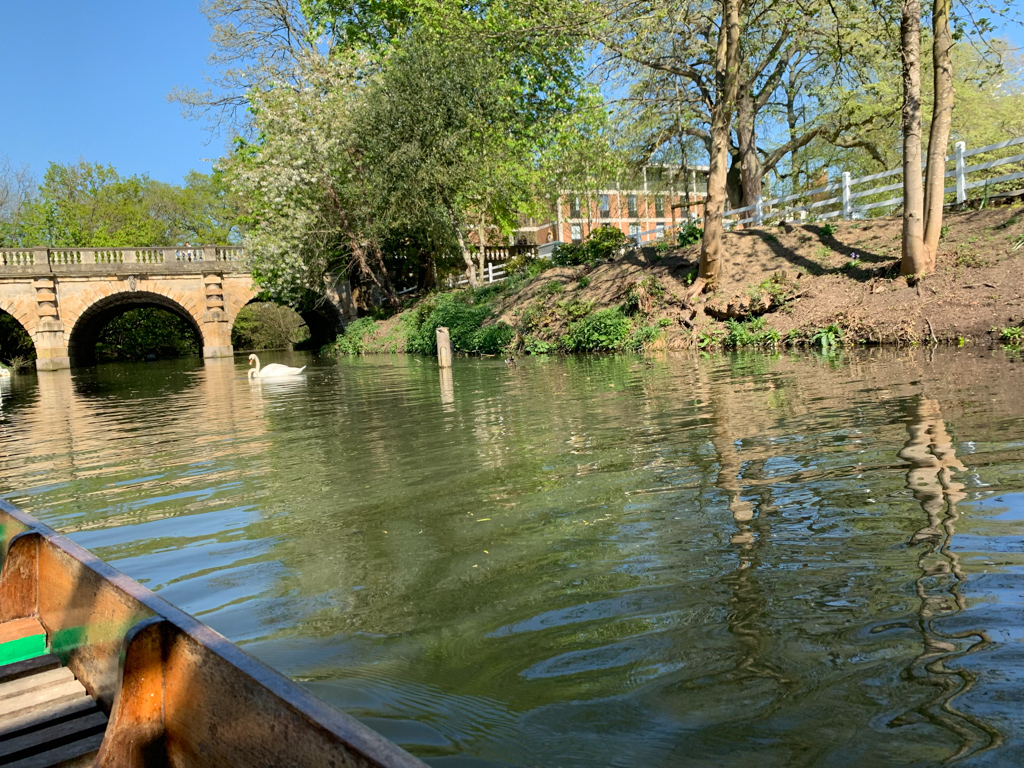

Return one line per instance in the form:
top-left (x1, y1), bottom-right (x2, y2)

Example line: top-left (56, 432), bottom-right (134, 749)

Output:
top-left (227, 294), bottom-right (346, 352)
top-left (0, 303), bottom-right (35, 363)
top-left (66, 290), bottom-right (206, 367)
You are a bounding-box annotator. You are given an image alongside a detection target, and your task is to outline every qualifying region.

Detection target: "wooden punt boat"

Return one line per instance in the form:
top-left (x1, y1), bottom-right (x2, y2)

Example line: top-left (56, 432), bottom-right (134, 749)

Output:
top-left (0, 500), bottom-right (427, 768)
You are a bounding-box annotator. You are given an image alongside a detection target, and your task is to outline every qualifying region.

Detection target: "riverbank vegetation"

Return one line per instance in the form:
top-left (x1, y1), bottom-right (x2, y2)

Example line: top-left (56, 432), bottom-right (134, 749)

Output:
top-left (330, 205), bottom-right (1024, 357)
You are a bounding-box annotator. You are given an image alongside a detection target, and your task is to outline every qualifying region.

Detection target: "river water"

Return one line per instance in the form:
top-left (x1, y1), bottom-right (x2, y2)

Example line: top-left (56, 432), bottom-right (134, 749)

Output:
top-left (0, 349), bottom-right (1022, 767)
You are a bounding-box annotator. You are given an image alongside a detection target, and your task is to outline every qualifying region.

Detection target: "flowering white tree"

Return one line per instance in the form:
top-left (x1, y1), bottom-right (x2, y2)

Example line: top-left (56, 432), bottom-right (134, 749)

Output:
top-left (225, 54), bottom-right (396, 307)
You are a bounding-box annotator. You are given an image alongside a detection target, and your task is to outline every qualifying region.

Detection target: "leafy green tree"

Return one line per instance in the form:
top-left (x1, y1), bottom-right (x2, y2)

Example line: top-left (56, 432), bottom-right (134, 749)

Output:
top-left (0, 155), bottom-right (34, 247)
top-left (183, 0), bottom-right (590, 299)
top-left (224, 51), bottom-right (398, 307)
top-left (352, 32), bottom-right (578, 287)
top-left (20, 162), bottom-right (171, 247)
top-left (14, 161), bottom-right (241, 248)
top-left (94, 309), bottom-right (200, 362)
top-left (231, 302), bottom-right (310, 350)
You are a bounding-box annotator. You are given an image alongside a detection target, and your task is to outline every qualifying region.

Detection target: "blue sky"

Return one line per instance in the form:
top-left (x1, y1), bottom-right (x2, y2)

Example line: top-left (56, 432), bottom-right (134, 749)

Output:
top-left (1, 3), bottom-right (1021, 187)
top-left (0, 1), bottom-right (223, 184)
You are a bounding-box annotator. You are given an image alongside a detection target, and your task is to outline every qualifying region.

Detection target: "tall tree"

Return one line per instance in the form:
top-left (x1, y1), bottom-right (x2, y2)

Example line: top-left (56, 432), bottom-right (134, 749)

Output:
top-left (0, 155), bottom-right (33, 247)
top-left (700, 0), bottom-right (743, 286)
top-left (900, 0), bottom-right (928, 277)
top-left (224, 52), bottom-right (398, 307)
top-left (922, 0), bottom-right (954, 262)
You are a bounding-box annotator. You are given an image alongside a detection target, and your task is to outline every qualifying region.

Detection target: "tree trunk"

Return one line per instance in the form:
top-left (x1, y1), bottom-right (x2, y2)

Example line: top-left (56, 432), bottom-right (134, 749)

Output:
top-left (447, 202), bottom-right (479, 288)
top-left (477, 215), bottom-right (488, 276)
top-left (726, 156), bottom-right (743, 211)
top-left (785, 82), bottom-right (801, 194)
top-left (922, 0), bottom-right (954, 266)
top-left (900, 0), bottom-right (928, 278)
top-left (735, 86), bottom-right (762, 214)
top-left (699, 0), bottom-right (742, 287)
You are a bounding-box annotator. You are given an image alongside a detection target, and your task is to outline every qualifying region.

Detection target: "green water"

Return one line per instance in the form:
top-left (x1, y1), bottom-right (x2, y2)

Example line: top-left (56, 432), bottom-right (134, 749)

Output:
top-left (1, 349), bottom-right (1023, 767)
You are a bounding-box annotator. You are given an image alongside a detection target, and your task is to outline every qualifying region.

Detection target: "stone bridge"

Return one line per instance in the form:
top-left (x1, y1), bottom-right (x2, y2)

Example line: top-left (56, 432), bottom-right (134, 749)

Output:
top-left (0, 246), bottom-right (354, 370)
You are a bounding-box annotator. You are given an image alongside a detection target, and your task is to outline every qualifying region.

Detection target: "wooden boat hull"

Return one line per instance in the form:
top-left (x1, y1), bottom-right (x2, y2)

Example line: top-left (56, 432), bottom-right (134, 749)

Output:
top-left (0, 500), bottom-right (427, 768)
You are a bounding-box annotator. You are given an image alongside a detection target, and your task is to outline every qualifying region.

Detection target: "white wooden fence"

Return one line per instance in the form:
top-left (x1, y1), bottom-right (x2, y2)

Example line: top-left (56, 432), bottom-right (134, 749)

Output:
top-left (629, 134), bottom-right (1024, 244)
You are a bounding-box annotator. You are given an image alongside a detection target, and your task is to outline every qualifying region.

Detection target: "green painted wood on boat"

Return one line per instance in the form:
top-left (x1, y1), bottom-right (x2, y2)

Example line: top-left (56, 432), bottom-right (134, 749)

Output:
top-left (0, 634), bottom-right (46, 666)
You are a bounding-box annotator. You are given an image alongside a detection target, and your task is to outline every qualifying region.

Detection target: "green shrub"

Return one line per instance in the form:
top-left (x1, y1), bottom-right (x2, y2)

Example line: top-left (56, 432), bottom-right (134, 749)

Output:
top-left (552, 226), bottom-right (628, 266)
top-left (406, 292), bottom-right (492, 354)
top-left (562, 308), bottom-right (632, 353)
top-left (622, 277), bottom-right (666, 316)
top-left (626, 324), bottom-right (661, 351)
top-left (332, 316), bottom-right (380, 355)
top-left (232, 302), bottom-right (311, 351)
top-left (810, 324), bottom-right (843, 350)
top-left (658, 317), bottom-right (673, 327)
top-left (820, 223), bottom-right (837, 237)
top-left (403, 291), bottom-right (512, 355)
top-left (551, 241), bottom-right (586, 267)
top-left (542, 280), bottom-right (565, 296)
top-left (578, 276), bottom-right (591, 288)
top-left (723, 317), bottom-right (779, 348)
top-left (678, 221), bottom-right (703, 247)
top-left (698, 326), bottom-right (727, 349)
top-left (1000, 326), bottom-right (1023, 347)
top-left (562, 299), bottom-right (595, 320)
top-left (524, 335), bottom-right (555, 355)
top-left (96, 308), bottom-right (201, 361)
top-left (472, 322), bottom-right (515, 353)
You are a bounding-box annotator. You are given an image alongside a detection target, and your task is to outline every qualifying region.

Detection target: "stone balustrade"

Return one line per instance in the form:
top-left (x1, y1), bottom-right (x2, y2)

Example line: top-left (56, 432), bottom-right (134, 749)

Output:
top-left (0, 246), bottom-right (246, 274)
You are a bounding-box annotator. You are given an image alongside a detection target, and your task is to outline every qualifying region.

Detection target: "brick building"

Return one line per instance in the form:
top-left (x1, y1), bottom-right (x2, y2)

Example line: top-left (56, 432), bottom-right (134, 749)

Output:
top-left (513, 164), bottom-right (709, 245)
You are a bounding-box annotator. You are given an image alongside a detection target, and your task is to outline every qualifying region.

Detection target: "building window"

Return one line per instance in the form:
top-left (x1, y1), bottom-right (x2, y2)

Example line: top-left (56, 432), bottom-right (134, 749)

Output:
top-left (629, 223), bottom-right (641, 238)
top-left (571, 223), bottom-right (582, 242)
top-left (599, 194), bottom-right (610, 218)
top-left (628, 194), bottom-right (638, 217)
top-left (570, 196), bottom-right (581, 217)
top-left (655, 196), bottom-right (664, 218)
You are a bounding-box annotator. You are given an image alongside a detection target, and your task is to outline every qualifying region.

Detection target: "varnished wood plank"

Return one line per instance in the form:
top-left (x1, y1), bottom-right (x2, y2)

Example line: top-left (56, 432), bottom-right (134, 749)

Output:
top-left (0, 680), bottom-right (86, 720)
top-left (0, 711), bottom-right (107, 759)
top-left (6, 732), bottom-right (104, 768)
top-left (0, 656), bottom-right (61, 686)
top-left (0, 697), bottom-right (97, 740)
top-left (0, 619), bottom-right (45, 646)
top-left (0, 669), bottom-right (74, 702)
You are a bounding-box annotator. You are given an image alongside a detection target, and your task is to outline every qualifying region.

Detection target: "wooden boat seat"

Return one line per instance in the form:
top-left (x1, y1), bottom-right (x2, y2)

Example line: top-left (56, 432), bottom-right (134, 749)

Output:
top-left (0, 504), bottom-right (426, 768)
top-left (0, 618), bottom-right (107, 768)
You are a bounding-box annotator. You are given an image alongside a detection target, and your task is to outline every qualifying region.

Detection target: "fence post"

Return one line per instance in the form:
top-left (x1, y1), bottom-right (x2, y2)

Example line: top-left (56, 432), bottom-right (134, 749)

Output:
top-left (955, 141), bottom-right (967, 204)
top-left (755, 196), bottom-right (764, 226)
top-left (487, 263), bottom-right (494, 283)
top-left (841, 172), bottom-right (852, 219)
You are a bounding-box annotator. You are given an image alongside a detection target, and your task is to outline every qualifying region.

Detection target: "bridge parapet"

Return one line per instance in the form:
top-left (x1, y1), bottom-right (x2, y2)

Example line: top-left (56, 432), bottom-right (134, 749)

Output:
top-left (0, 245), bottom-right (246, 275)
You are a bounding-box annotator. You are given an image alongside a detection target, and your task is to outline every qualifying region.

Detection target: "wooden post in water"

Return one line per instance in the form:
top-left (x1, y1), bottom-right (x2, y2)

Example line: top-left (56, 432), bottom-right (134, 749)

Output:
top-left (436, 327), bottom-right (453, 368)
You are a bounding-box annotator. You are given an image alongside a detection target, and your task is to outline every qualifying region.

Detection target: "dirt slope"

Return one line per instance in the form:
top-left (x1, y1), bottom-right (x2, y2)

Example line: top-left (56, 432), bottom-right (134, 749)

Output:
top-left (493, 206), bottom-right (1024, 349)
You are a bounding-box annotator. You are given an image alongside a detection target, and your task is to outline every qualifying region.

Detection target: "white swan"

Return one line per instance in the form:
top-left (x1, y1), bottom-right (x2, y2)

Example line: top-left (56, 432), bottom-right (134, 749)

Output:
top-left (247, 353), bottom-right (306, 378)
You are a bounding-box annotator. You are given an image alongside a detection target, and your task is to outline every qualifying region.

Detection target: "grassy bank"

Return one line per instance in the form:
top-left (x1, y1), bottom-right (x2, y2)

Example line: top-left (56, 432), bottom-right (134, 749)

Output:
top-left (329, 206), bottom-right (1024, 358)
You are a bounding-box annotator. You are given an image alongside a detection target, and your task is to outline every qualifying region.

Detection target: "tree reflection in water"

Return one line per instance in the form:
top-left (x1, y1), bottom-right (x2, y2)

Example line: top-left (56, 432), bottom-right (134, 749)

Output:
top-left (885, 396), bottom-right (1002, 761)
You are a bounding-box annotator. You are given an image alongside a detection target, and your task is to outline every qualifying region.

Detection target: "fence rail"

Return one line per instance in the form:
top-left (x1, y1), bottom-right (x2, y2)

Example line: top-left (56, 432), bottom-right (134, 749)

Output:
top-left (623, 135), bottom-right (1024, 246)
top-left (728, 135), bottom-right (1024, 227)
